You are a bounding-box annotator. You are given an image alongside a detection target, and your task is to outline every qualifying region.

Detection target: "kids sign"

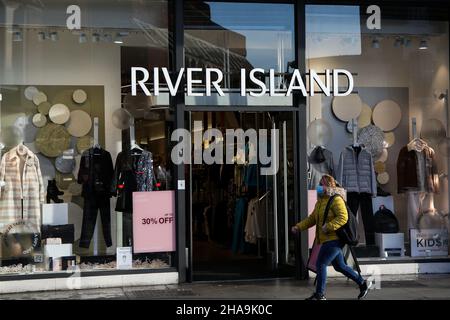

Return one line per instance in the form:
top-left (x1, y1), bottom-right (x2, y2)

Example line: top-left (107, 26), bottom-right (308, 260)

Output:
top-left (133, 191), bottom-right (176, 253)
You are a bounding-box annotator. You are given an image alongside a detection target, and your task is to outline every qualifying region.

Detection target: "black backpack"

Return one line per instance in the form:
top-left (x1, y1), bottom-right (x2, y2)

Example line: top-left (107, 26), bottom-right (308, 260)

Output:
top-left (374, 205), bottom-right (399, 233)
top-left (323, 195), bottom-right (359, 246)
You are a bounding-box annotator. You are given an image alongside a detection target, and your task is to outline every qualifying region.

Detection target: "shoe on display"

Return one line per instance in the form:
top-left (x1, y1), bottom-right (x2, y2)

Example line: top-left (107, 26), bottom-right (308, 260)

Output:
top-left (46, 179), bottom-right (64, 203)
top-left (305, 292), bottom-right (326, 300)
top-left (358, 280), bottom-right (373, 299)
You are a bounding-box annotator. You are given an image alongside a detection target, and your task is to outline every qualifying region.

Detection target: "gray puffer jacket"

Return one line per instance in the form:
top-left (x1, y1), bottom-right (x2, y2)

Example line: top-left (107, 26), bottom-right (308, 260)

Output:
top-left (337, 146), bottom-right (377, 196)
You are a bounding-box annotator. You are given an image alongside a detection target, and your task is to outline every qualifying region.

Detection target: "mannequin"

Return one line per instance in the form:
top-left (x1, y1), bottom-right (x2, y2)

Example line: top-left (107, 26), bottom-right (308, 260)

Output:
top-left (397, 135), bottom-right (440, 231)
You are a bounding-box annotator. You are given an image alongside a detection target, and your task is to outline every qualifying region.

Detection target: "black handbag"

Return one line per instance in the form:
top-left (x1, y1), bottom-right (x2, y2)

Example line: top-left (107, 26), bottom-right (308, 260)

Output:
top-left (41, 224), bottom-right (75, 244)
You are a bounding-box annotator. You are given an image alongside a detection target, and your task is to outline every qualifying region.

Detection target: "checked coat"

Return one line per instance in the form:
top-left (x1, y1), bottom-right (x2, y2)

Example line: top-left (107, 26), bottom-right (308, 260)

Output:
top-left (0, 145), bottom-right (44, 230)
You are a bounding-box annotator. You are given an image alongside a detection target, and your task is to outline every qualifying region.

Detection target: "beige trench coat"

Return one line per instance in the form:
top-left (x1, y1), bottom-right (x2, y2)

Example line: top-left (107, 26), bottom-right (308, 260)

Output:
top-left (0, 145), bottom-right (44, 230)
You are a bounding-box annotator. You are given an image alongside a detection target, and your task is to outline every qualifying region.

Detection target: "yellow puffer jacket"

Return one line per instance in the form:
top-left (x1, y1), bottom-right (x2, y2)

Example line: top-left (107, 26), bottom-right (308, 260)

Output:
top-left (296, 187), bottom-right (348, 244)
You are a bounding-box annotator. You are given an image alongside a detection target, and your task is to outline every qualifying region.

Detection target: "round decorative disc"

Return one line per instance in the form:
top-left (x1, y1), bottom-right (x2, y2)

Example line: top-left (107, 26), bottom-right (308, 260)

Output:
top-left (73, 89), bottom-right (88, 104)
top-left (384, 132), bottom-right (395, 148)
top-left (32, 113), bottom-right (47, 128)
top-left (357, 125), bottom-right (385, 159)
top-left (112, 108), bottom-right (133, 130)
top-left (25, 86), bottom-right (39, 101)
top-left (67, 110), bottom-right (92, 137)
top-left (76, 136), bottom-right (94, 154)
top-left (372, 100), bottom-right (402, 131)
top-left (38, 101), bottom-right (52, 115)
top-left (332, 94), bottom-right (362, 121)
top-left (55, 172), bottom-right (75, 191)
top-left (33, 91), bottom-right (47, 106)
top-left (49, 103), bottom-right (70, 124)
top-left (35, 123), bottom-right (71, 157)
top-left (374, 161), bottom-right (386, 174)
top-left (55, 150), bottom-right (76, 174)
top-left (376, 148), bottom-right (388, 163)
top-left (377, 172), bottom-right (390, 185)
top-left (358, 103), bottom-right (372, 128)
top-left (307, 119), bottom-right (332, 147)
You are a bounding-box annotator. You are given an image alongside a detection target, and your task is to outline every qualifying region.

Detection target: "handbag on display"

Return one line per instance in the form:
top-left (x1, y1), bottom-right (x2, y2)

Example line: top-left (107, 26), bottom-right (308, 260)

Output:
top-left (374, 205), bottom-right (399, 233)
top-left (41, 224), bottom-right (74, 244)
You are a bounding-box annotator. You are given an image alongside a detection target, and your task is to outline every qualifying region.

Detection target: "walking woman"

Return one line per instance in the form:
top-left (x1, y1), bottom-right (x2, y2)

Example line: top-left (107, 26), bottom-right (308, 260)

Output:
top-left (292, 174), bottom-right (372, 300)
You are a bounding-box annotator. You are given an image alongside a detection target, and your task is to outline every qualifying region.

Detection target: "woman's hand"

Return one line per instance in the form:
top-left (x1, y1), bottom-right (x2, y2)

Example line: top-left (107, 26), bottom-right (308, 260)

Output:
top-left (291, 226), bottom-right (299, 234)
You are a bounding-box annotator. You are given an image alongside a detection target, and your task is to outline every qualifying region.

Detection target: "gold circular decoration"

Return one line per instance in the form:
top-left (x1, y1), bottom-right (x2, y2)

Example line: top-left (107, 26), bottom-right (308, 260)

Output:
top-left (67, 110), bottom-right (92, 137)
top-left (384, 132), bottom-right (395, 148)
top-left (55, 172), bottom-right (75, 191)
top-left (37, 101), bottom-right (52, 115)
top-left (373, 100), bottom-right (402, 131)
top-left (76, 136), bottom-right (94, 154)
top-left (33, 91), bottom-right (48, 106)
top-left (358, 103), bottom-right (372, 128)
top-left (376, 148), bottom-right (388, 163)
top-left (377, 172), bottom-right (390, 185)
top-left (332, 94), bottom-right (362, 121)
top-left (374, 161), bottom-right (386, 174)
top-left (49, 104), bottom-right (70, 124)
top-left (32, 113), bottom-right (47, 128)
top-left (73, 89), bottom-right (88, 104)
top-left (35, 123), bottom-right (71, 157)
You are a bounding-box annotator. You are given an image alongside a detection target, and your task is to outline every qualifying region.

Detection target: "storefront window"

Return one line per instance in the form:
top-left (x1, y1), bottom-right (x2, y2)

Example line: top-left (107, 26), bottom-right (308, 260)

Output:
top-left (184, 1), bottom-right (295, 106)
top-left (0, 0), bottom-right (174, 275)
top-left (306, 5), bottom-right (450, 258)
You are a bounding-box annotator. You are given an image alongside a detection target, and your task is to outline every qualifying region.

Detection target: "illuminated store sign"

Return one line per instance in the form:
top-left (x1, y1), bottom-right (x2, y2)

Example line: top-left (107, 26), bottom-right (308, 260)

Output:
top-left (131, 67), bottom-right (354, 97)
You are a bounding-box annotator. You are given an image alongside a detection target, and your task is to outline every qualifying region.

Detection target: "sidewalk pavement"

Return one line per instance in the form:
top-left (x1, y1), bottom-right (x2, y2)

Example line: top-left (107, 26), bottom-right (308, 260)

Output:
top-left (1, 274), bottom-right (449, 300)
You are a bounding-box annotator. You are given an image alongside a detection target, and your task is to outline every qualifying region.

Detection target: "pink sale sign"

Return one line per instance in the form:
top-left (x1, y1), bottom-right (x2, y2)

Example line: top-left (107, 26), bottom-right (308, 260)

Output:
top-left (132, 191), bottom-right (176, 253)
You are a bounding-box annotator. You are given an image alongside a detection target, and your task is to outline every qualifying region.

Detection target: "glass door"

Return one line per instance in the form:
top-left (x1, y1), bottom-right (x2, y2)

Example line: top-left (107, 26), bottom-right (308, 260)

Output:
top-left (187, 110), bottom-right (296, 281)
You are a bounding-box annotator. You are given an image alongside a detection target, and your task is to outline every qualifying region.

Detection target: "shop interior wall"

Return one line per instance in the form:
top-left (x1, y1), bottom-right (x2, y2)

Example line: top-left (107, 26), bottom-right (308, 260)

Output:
top-left (307, 26), bottom-right (450, 237)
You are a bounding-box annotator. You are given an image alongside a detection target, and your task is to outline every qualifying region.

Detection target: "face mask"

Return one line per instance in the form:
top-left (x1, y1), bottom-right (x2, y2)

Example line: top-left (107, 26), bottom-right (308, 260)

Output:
top-left (316, 185), bottom-right (325, 196)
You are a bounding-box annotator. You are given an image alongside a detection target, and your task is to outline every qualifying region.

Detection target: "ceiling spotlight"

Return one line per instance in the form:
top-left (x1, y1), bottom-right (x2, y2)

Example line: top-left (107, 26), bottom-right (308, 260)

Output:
top-left (371, 38), bottom-right (380, 49)
top-left (394, 38), bottom-right (403, 47)
top-left (103, 34), bottom-right (112, 43)
top-left (92, 33), bottom-right (100, 43)
top-left (13, 31), bottom-right (22, 42)
top-left (419, 39), bottom-right (428, 50)
top-left (79, 33), bottom-right (87, 43)
top-left (114, 33), bottom-right (124, 44)
top-left (38, 31), bottom-right (46, 41)
top-left (50, 32), bottom-right (58, 42)
top-left (404, 38), bottom-right (412, 48)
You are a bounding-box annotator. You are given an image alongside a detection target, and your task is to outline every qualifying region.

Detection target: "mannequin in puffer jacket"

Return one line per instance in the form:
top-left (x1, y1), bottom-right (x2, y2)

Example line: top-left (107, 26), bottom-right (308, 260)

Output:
top-left (337, 145), bottom-right (377, 245)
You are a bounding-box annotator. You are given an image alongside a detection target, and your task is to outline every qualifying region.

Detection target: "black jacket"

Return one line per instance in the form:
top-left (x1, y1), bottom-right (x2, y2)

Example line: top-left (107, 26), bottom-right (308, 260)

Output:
top-left (78, 147), bottom-right (114, 198)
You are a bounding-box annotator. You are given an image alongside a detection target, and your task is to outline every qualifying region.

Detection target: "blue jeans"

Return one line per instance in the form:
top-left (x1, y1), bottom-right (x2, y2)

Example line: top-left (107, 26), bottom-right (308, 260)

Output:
top-left (316, 240), bottom-right (364, 295)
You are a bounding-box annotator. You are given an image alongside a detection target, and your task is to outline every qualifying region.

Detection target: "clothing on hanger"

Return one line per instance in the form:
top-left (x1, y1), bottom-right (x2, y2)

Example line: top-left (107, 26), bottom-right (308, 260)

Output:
top-left (307, 146), bottom-right (335, 190)
top-left (113, 148), bottom-right (156, 213)
top-left (77, 147), bottom-right (114, 248)
top-left (397, 144), bottom-right (439, 194)
top-left (0, 144), bottom-right (44, 229)
top-left (337, 145), bottom-right (377, 196)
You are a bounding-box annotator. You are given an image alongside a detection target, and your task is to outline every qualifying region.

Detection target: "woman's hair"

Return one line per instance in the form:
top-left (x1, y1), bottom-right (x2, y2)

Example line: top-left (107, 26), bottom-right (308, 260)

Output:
top-left (320, 174), bottom-right (337, 188)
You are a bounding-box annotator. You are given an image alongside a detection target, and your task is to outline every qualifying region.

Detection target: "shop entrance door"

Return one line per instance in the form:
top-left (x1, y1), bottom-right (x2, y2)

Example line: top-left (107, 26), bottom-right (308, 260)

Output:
top-left (187, 111), bottom-right (297, 281)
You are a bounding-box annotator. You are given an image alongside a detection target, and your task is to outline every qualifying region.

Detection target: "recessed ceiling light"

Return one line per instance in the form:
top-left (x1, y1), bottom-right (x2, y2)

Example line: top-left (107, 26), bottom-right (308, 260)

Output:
top-left (114, 33), bottom-right (124, 44)
top-left (419, 39), bottom-right (428, 50)
top-left (79, 33), bottom-right (87, 43)
top-left (13, 31), bottom-right (22, 42)
top-left (50, 32), bottom-right (58, 42)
